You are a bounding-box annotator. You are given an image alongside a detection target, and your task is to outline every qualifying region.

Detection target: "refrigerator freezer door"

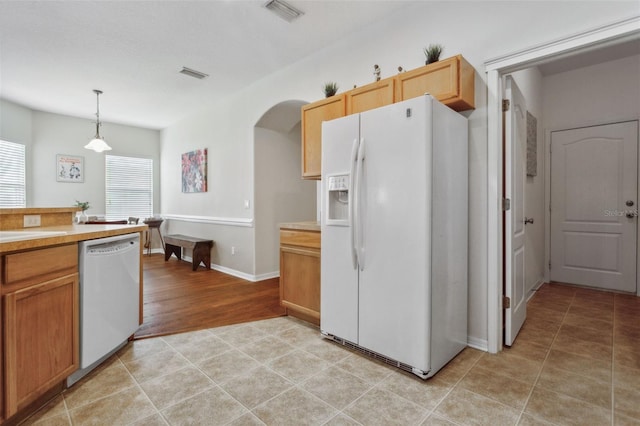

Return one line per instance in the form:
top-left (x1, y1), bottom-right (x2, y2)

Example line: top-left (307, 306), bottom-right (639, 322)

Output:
top-left (321, 113), bottom-right (360, 344)
top-left (357, 97), bottom-right (433, 371)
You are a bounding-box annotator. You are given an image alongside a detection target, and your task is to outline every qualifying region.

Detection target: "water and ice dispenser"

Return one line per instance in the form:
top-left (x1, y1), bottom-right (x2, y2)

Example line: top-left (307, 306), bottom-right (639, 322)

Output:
top-left (326, 174), bottom-right (350, 225)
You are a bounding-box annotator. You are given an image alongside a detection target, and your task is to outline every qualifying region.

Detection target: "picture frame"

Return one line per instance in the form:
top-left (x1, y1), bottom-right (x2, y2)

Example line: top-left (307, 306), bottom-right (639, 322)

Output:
top-left (56, 154), bottom-right (84, 183)
top-left (181, 148), bottom-right (208, 193)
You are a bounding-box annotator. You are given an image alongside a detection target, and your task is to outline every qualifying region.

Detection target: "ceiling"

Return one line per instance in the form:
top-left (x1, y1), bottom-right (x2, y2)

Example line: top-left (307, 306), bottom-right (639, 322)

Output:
top-left (0, 0), bottom-right (413, 130)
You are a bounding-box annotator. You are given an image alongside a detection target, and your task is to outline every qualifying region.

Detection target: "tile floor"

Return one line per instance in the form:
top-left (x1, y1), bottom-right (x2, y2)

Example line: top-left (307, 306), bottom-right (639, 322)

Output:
top-left (22, 283), bottom-right (640, 426)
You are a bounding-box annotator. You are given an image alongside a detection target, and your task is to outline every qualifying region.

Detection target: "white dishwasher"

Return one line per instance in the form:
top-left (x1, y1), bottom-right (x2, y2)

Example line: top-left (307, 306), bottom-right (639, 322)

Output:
top-left (68, 233), bottom-right (140, 386)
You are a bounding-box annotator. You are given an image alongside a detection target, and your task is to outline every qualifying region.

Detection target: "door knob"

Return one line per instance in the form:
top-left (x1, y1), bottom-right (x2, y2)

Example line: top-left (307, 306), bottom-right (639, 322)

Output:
top-left (524, 217), bottom-right (534, 225)
top-left (626, 200), bottom-right (635, 207)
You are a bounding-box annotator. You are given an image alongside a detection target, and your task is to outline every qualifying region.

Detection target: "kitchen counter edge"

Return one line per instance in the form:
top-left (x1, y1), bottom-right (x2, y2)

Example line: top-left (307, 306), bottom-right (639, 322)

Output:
top-left (0, 224), bottom-right (148, 253)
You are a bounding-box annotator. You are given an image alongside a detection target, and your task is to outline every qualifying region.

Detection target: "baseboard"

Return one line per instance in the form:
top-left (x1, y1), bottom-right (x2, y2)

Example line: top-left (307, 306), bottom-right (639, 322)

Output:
top-left (467, 336), bottom-right (488, 352)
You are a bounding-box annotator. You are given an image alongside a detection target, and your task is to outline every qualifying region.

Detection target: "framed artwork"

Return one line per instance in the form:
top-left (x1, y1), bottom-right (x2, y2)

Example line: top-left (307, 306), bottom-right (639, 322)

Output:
top-left (56, 154), bottom-right (84, 182)
top-left (526, 111), bottom-right (537, 177)
top-left (181, 148), bottom-right (208, 193)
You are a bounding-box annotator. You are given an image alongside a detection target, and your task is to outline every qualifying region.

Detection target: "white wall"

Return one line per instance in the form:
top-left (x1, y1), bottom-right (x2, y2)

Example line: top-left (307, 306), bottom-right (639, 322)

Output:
top-left (510, 68), bottom-right (546, 297)
top-left (0, 99), bottom-right (161, 216)
top-left (160, 1), bottom-right (638, 348)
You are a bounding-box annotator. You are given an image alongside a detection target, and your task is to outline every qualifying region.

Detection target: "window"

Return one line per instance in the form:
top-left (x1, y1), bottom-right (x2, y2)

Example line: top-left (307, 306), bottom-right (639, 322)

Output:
top-left (0, 140), bottom-right (26, 207)
top-left (105, 155), bottom-right (153, 220)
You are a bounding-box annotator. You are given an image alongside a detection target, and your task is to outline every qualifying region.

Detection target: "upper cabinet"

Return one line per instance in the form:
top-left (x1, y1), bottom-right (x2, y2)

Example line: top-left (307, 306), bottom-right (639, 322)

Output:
top-left (395, 55), bottom-right (475, 111)
top-left (301, 55), bottom-right (475, 179)
top-left (301, 94), bottom-right (346, 180)
top-left (346, 78), bottom-right (395, 115)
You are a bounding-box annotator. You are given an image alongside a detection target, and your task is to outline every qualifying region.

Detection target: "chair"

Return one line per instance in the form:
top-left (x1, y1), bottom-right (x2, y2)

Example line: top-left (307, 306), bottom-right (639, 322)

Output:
top-left (128, 217), bottom-right (140, 224)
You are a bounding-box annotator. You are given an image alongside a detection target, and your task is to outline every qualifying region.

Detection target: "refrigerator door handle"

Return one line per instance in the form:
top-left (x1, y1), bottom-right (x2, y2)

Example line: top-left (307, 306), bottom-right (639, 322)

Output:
top-left (349, 138), bottom-right (360, 269)
top-left (356, 138), bottom-right (366, 271)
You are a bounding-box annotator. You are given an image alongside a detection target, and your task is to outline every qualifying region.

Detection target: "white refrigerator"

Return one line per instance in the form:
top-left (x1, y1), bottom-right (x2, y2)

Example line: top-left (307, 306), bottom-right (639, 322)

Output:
top-left (320, 95), bottom-right (468, 379)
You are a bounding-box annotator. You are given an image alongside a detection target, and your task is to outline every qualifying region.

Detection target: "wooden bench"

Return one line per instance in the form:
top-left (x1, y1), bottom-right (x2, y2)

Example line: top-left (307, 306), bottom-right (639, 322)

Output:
top-left (164, 234), bottom-right (214, 271)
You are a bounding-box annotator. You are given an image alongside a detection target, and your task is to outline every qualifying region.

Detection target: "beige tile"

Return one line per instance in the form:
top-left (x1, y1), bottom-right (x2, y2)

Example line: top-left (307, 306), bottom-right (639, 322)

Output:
top-left (68, 386), bottom-right (157, 426)
top-left (503, 339), bottom-right (549, 362)
top-left (122, 348), bottom-right (190, 383)
top-left (276, 323), bottom-right (322, 347)
top-left (238, 336), bottom-right (295, 363)
top-left (517, 413), bottom-right (557, 425)
top-left (221, 366), bottom-right (293, 409)
top-left (544, 349), bottom-right (611, 383)
top-left (301, 339), bottom-right (353, 364)
top-left (335, 353), bottom-right (394, 384)
top-left (536, 365), bottom-right (611, 409)
top-left (267, 349), bottom-right (331, 383)
top-left (568, 304), bottom-right (614, 323)
top-left (129, 413), bottom-right (169, 426)
top-left (377, 370), bottom-right (453, 410)
top-left (563, 311), bottom-right (613, 332)
top-left (420, 413), bottom-right (457, 425)
top-left (525, 386), bottom-right (610, 426)
top-left (557, 323), bottom-right (612, 346)
top-left (165, 334), bottom-right (232, 364)
top-left (528, 298), bottom-right (571, 313)
top-left (226, 412), bottom-right (266, 426)
top-left (614, 363), bottom-right (640, 391)
top-left (434, 387), bottom-right (520, 426)
top-left (615, 384), bottom-right (640, 420)
top-left (515, 323), bottom-right (558, 348)
top-left (64, 357), bottom-right (137, 409)
top-left (160, 386), bottom-right (247, 425)
top-left (433, 347), bottom-right (482, 385)
top-left (140, 366), bottom-right (215, 410)
top-left (301, 366), bottom-right (372, 410)
top-left (458, 365), bottom-right (534, 410)
top-left (249, 316), bottom-right (297, 335)
top-left (252, 387), bottom-right (337, 426)
top-left (525, 306), bottom-right (567, 325)
top-left (118, 337), bottom-right (173, 363)
top-left (22, 396), bottom-right (68, 425)
top-left (474, 351), bottom-right (543, 384)
top-left (197, 349), bottom-right (261, 384)
top-left (324, 413), bottom-right (363, 426)
top-left (344, 387), bottom-right (428, 426)
top-left (216, 324), bottom-right (267, 346)
top-left (551, 332), bottom-right (612, 362)
top-left (615, 412), bottom-right (640, 426)
top-left (161, 328), bottom-right (213, 346)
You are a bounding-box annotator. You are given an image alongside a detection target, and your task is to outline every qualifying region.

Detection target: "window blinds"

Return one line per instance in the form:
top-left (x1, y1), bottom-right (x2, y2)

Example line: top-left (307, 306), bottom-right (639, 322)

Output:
top-left (0, 140), bottom-right (26, 207)
top-left (105, 155), bottom-right (153, 220)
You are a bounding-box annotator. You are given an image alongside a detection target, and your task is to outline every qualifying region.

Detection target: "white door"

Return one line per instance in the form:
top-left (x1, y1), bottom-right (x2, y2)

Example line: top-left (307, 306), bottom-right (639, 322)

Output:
top-left (550, 121), bottom-right (638, 293)
top-left (504, 76), bottom-right (527, 346)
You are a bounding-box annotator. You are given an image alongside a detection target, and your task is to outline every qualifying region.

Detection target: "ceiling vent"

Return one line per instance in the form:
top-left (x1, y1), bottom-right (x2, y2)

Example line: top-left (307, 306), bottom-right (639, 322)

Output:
top-left (264, 0), bottom-right (304, 23)
top-left (179, 67), bottom-right (209, 80)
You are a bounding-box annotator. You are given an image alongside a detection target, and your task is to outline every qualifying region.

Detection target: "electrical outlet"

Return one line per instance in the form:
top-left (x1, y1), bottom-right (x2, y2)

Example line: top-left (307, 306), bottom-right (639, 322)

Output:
top-left (24, 214), bottom-right (41, 227)
top-left (231, 246), bottom-right (236, 255)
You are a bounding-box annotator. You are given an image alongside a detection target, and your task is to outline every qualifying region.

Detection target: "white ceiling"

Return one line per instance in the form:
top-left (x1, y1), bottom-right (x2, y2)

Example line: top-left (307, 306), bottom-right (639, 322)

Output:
top-left (0, 0), bottom-right (413, 130)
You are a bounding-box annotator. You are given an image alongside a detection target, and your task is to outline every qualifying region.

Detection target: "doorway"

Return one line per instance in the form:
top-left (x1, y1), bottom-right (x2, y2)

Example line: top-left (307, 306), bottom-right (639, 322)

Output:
top-left (486, 18), bottom-right (640, 353)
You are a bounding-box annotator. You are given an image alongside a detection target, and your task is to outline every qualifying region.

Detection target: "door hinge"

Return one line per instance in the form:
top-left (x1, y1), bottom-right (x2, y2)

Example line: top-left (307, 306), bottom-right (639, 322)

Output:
top-left (503, 198), bottom-right (511, 211)
top-left (503, 296), bottom-right (511, 309)
top-left (502, 99), bottom-right (510, 111)
top-left (549, 261), bottom-right (552, 270)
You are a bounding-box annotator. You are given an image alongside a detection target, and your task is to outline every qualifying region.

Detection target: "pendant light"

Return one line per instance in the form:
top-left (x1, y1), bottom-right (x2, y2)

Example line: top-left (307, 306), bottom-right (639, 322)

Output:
top-left (84, 89), bottom-right (112, 152)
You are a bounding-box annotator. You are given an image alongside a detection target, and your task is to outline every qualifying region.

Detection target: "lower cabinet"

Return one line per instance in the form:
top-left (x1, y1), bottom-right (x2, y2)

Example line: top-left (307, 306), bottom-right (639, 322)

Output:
top-left (1, 244), bottom-right (79, 422)
top-left (279, 228), bottom-right (320, 325)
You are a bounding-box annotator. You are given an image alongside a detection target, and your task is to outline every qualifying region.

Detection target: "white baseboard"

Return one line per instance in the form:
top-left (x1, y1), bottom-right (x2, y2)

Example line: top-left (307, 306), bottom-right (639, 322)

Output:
top-left (156, 251), bottom-right (277, 282)
top-left (467, 336), bottom-right (488, 352)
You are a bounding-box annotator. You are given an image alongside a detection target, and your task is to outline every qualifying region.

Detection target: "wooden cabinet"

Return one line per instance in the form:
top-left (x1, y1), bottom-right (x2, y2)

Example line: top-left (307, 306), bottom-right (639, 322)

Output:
top-left (1, 244), bottom-right (79, 421)
top-left (301, 94), bottom-right (346, 179)
top-left (346, 78), bottom-right (395, 115)
top-left (279, 228), bottom-right (320, 325)
top-left (301, 55), bottom-right (475, 179)
top-left (395, 54), bottom-right (475, 111)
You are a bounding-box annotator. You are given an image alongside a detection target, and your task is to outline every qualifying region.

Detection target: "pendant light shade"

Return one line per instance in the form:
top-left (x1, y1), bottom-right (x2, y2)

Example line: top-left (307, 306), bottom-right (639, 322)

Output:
top-left (85, 89), bottom-right (112, 152)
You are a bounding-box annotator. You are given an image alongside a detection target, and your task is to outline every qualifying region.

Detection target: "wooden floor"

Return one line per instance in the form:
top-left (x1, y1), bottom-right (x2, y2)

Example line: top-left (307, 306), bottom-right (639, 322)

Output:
top-left (134, 254), bottom-right (286, 339)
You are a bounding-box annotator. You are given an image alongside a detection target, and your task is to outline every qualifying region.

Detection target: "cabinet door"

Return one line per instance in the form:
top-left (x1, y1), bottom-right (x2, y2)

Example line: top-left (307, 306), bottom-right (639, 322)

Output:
top-left (3, 274), bottom-right (79, 417)
top-left (301, 94), bottom-right (346, 180)
top-left (280, 246), bottom-right (321, 322)
top-left (346, 78), bottom-right (395, 115)
top-left (395, 55), bottom-right (475, 111)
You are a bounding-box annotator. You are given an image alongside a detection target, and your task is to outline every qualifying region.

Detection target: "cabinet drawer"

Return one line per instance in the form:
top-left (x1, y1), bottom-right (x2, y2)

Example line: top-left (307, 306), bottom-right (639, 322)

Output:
top-left (2, 244), bottom-right (78, 288)
top-left (280, 230), bottom-right (320, 249)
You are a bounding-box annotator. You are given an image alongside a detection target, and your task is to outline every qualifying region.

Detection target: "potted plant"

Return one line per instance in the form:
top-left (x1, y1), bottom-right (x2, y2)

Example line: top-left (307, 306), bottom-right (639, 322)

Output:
top-left (424, 44), bottom-right (444, 65)
top-left (323, 82), bottom-right (339, 98)
top-left (75, 200), bottom-right (90, 223)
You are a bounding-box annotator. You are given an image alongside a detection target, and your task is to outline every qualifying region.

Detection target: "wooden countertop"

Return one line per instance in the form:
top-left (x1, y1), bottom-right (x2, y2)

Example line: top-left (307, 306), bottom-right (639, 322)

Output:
top-left (279, 221), bottom-right (320, 232)
top-left (0, 223), bottom-right (148, 253)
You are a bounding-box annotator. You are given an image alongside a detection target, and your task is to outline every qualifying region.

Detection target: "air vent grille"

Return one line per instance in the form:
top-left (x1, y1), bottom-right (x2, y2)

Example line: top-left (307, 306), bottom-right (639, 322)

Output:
top-left (263, 0), bottom-right (304, 22)
top-left (179, 67), bottom-right (209, 80)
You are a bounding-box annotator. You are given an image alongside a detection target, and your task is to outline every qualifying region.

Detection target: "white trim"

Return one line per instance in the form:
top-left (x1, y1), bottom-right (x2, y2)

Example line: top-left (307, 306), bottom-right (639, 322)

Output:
top-left (162, 213), bottom-right (254, 227)
top-left (210, 263), bottom-right (278, 282)
top-left (467, 336), bottom-right (488, 352)
top-left (485, 17), bottom-right (640, 354)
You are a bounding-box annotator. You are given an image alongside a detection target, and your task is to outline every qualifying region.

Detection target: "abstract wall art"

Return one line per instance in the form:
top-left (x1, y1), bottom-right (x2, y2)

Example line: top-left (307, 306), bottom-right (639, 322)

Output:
top-left (181, 148), bottom-right (208, 193)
